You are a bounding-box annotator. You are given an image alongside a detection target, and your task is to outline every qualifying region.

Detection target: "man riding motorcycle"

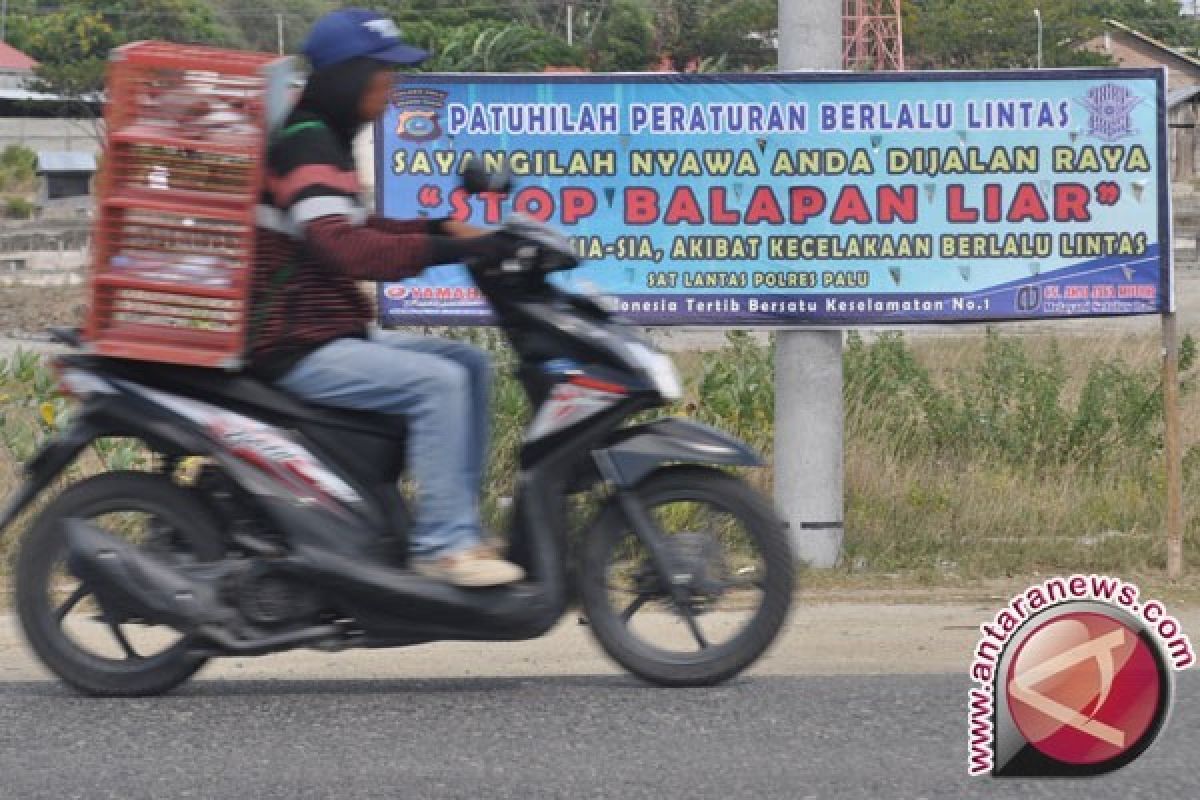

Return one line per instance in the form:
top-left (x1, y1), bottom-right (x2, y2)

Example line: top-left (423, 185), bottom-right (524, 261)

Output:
top-left (249, 8), bottom-right (524, 587)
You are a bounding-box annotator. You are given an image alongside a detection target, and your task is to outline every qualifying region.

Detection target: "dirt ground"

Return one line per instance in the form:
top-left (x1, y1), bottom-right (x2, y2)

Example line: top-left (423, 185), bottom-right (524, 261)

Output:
top-left (0, 285), bottom-right (87, 337)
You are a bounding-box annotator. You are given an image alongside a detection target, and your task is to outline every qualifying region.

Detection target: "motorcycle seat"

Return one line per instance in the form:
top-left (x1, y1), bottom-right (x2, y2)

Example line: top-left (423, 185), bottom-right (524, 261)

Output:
top-left (58, 354), bottom-right (405, 441)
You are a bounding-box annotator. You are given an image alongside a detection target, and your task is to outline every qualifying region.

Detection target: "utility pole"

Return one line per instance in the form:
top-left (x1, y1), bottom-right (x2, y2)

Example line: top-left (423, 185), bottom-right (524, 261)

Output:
top-left (566, 4), bottom-right (574, 47)
top-left (1034, 8), bottom-right (1043, 69)
top-left (776, 0), bottom-right (844, 567)
top-left (277, 13), bottom-right (285, 56)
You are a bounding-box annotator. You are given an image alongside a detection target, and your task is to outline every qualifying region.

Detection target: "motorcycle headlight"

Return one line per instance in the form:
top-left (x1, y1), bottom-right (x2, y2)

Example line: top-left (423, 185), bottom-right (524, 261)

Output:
top-left (627, 341), bottom-right (682, 400)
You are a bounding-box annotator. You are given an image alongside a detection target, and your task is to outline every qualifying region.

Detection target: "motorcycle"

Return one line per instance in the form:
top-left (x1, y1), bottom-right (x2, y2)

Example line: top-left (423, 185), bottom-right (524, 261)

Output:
top-left (0, 165), bottom-right (795, 696)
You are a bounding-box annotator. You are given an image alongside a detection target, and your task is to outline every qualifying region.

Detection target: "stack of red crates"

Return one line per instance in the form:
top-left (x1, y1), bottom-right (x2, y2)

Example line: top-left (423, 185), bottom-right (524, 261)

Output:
top-left (85, 42), bottom-right (293, 369)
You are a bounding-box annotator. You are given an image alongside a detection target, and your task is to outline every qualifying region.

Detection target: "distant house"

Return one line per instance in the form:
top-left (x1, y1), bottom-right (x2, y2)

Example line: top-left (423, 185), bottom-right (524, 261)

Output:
top-left (1081, 20), bottom-right (1200, 181)
top-left (35, 151), bottom-right (97, 218)
top-left (0, 41), bottom-right (102, 154)
top-left (1081, 20), bottom-right (1200, 91)
top-left (0, 41), bottom-right (37, 90)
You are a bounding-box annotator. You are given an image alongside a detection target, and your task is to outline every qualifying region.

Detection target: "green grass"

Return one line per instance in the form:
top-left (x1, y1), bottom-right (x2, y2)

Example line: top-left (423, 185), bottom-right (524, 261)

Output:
top-left (2, 329), bottom-right (1198, 585)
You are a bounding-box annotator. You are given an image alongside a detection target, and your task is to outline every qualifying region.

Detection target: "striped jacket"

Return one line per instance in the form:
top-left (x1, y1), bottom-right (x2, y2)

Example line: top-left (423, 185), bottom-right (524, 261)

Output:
top-left (248, 111), bottom-right (448, 380)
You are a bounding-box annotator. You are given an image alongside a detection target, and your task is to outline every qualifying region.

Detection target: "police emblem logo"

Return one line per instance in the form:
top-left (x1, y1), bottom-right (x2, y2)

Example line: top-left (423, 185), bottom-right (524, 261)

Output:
top-left (1078, 83), bottom-right (1142, 142)
top-left (392, 87), bottom-right (448, 142)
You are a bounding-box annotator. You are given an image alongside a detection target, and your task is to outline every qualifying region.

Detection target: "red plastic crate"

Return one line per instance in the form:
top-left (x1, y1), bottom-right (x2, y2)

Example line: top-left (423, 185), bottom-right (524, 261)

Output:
top-left (85, 41), bottom-right (294, 369)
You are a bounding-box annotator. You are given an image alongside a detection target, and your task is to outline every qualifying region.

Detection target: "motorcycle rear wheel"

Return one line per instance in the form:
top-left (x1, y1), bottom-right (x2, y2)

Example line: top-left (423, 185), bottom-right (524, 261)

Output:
top-left (15, 471), bottom-right (225, 696)
top-left (580, 466), bottom-right (794, 687)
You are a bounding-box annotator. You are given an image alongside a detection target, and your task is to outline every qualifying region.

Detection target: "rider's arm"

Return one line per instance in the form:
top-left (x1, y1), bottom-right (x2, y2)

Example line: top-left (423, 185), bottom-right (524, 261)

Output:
top-left (304, 216), bottom-right (500, 282)
top-left (365, 216), bottom-right (433, 236)
top-left (269, 124), bottom-right (499, 280)
top-left (366, 216), bottom-right (488, 239)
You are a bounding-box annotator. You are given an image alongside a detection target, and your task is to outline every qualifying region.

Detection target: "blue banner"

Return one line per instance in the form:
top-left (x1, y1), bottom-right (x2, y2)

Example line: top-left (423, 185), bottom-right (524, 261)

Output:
top-left (375, 70), bottom-right (1170, 326)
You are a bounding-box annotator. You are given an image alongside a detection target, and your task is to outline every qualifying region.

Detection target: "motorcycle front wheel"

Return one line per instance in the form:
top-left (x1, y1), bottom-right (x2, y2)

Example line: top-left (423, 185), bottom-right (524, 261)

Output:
top-left (580, 466), bottom-right (794, 687)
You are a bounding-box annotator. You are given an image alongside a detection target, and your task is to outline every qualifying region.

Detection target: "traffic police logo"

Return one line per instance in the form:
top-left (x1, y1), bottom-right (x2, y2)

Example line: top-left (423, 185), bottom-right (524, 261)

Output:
top-left (1079, 83), bottom-right (1142, 142)
top-left (392, 87), bottom-right (447, 142)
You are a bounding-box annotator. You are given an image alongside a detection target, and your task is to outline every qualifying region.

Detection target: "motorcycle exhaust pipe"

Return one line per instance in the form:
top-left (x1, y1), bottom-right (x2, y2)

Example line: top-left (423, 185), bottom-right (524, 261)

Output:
top-left (63, 518), bottom-right (228, 631)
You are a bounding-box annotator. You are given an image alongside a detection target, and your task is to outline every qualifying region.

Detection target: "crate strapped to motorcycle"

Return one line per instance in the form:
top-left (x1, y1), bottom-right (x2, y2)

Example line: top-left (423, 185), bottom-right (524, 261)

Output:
top-left (85, 41), bottom-right (294, 369)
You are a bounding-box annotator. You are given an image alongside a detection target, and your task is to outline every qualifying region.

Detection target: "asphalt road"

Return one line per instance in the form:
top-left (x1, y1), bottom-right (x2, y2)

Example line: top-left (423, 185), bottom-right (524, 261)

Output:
top-left (1, 670), bottom-right (1196, 799)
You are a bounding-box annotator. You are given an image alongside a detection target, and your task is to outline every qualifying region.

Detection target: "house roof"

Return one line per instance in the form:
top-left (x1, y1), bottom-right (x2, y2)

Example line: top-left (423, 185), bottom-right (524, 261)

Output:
top-left (0, 42), bottom-right (37, 71)
top-left (36, 151), bottom-right (97, 174)
top-left (1169, 85), bottom-right (1200, 109)
top-left (1103, 19), bottom-right (1200, 72)
top-left (0, 86), bottom-right (104, 104)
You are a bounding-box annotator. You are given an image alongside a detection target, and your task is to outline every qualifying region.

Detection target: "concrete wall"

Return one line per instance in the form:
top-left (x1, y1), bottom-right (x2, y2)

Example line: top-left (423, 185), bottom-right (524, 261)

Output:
top-left (0, 221), bottom-right (91, 281)
top-left (1172, 101), bottom-right (1199, 182)
top-left (0, 117), bottom-right (103, 155)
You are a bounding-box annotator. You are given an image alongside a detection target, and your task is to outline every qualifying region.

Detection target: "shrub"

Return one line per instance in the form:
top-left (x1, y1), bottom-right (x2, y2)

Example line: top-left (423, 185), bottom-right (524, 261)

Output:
top-left (3, 196), bottom-right (35, 220)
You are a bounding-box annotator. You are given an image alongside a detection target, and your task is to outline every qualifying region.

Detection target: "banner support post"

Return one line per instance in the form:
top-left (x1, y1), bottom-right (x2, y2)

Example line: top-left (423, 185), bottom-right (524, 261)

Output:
top-left (776, 0), bottom-right (845, 567)
top-left (1163, 310), bottom-right (1184, 579)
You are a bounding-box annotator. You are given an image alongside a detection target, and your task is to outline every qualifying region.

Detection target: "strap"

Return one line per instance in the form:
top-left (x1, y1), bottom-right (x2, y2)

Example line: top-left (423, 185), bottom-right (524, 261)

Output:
top-left (275, 119), bottom-right (326, 141)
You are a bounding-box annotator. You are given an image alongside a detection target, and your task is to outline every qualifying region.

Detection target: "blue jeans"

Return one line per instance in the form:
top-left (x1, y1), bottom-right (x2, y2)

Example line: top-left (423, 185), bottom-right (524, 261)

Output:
top-left (276, 330), bottom-right (492, 557)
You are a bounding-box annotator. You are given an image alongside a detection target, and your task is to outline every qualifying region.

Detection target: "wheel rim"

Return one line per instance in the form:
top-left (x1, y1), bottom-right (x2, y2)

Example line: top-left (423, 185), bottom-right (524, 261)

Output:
top-left (37, 506), bottom-right (199, 667)
top-left (599, 491), bottom-right (770, 661)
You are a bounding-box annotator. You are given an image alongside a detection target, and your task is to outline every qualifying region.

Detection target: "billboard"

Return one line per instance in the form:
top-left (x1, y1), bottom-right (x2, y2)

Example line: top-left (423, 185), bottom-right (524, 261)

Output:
top-left (375, 70), bottom-right (1170, 326)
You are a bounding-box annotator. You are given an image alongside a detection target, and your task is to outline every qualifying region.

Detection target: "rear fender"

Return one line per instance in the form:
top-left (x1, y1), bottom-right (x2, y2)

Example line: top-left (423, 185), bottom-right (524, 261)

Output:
top-left (0, 388), bottom-right (224, 537)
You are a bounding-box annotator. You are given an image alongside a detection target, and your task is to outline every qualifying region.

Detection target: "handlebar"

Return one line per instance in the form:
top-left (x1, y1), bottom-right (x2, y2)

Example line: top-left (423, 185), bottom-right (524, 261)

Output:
top-left (465, 213), bottom-right (579, 277)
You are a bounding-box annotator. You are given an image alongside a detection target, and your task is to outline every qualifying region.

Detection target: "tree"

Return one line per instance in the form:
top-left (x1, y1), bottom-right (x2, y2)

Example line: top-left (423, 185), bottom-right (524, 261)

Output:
top-left (8, 7), bottom-right (116, 128)
top-left (647, 0), bottom-right (776, 71)
top-left (423, 22), bottom-right (584, 72)
top-left (9, 0), bottom-right (240, 111)
top-left (8, 5), bottom-right (116, 66)
top-left (58, 0), bottom-right (238, 49)
top-left (694, 0), bottom-right (776, 70)
top-left (587, 0), bottom-right (655, 71)
top-left (906, 0), bottom-right (1104, 69)
top-left (1083, 0), bottom-right (1200, 49)
top-left (906, 0), bottom-right (1200, 69)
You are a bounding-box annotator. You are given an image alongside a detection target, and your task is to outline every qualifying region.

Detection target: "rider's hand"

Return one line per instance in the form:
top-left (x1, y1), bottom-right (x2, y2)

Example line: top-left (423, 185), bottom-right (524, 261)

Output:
top-left (432, 218), bottom-right (489, 239)
top-left (429, 230), bottom-right (539, 270)
top-left (489, 231), bottom-right (541, 271)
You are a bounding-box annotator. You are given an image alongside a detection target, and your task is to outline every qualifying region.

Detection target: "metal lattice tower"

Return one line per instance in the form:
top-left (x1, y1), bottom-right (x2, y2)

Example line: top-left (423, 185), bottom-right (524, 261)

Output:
top-left (843, 0), bottom-right (905, 71)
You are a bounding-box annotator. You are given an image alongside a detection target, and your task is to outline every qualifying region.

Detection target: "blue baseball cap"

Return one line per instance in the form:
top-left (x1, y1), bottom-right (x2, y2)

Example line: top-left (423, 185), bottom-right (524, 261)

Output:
top-left (302, 8), bottom-right (428, 70)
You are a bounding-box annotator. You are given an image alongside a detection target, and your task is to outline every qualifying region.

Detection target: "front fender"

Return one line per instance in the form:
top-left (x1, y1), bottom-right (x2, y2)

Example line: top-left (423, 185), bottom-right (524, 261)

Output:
top-left (592, 417), bottom-right (762, 489)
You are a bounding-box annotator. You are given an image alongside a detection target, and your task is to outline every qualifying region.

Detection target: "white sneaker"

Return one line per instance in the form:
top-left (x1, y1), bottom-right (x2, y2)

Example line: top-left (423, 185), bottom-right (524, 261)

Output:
top-left (411, 544), bottom-right (525, 587)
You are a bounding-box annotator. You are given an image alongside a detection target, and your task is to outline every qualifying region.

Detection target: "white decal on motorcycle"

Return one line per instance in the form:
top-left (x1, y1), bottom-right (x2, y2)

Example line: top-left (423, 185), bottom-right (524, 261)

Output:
top-left (528, 382), bottom-right (624, 440)
top-left (135, 386), bottom-right (363, 507)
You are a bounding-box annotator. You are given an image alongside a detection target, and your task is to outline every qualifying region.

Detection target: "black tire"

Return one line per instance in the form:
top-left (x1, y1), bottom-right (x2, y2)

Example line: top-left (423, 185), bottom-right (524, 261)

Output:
top-left (14, 471), bottom-right (225, 697)
top-left (579, 466), bottom-right (794, 687)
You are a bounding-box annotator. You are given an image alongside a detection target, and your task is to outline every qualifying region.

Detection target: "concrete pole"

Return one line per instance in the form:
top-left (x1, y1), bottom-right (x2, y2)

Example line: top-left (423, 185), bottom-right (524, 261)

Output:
top-left (776, 0), bottom-right (845, 567)
top-left (1034, 9), bottom-right (1043, 69)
